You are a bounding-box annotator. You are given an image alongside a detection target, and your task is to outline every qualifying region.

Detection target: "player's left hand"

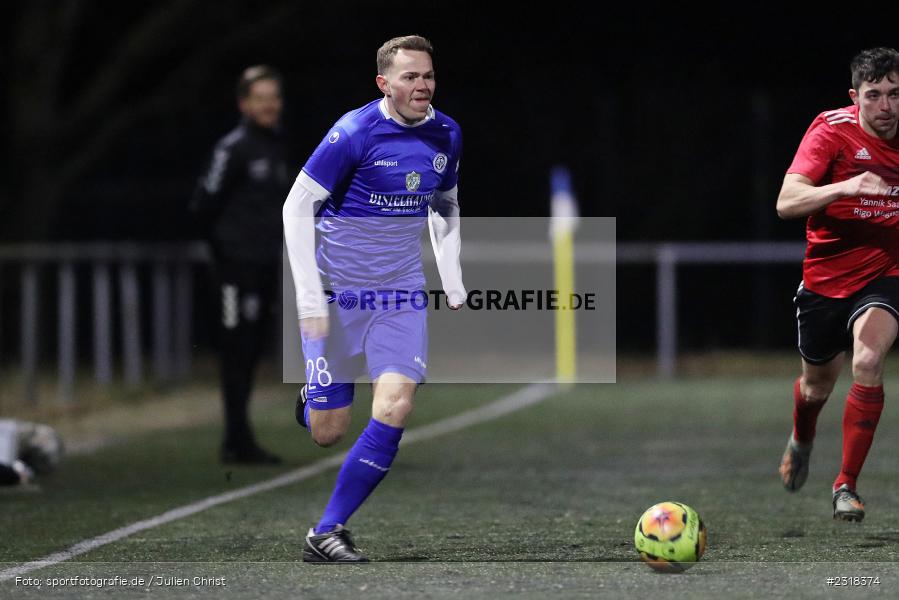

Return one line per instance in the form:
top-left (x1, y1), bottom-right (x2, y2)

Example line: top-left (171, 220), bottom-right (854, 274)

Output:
top-left (446, 289), bottom-right (465, 310)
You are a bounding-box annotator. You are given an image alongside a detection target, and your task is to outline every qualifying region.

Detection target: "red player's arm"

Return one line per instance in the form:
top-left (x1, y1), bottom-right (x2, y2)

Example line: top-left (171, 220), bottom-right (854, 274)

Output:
top-left (776, 172), bottom-right (889, 219)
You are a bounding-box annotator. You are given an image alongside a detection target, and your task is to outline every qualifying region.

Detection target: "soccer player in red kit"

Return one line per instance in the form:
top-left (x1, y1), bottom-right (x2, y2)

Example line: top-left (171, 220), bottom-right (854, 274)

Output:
top-left (777, 47), bottom-right (899, 521)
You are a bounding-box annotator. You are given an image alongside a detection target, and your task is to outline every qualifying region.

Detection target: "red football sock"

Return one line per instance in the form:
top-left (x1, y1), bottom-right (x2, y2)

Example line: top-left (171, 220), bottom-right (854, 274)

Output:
top-left (834, 383), bottom-right (884, 491)
top-left (792, 377), bottom-right (826, 445)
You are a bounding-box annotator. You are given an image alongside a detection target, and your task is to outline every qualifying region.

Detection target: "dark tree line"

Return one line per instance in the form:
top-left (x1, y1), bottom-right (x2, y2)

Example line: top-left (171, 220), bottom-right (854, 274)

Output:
top-left (2, 0), bottom-right (302, 241)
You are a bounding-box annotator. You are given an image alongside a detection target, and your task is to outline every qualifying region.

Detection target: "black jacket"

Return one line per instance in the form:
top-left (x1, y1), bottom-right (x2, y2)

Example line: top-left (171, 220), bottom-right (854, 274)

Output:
top-left (191, 118), bottom-right (292, 262)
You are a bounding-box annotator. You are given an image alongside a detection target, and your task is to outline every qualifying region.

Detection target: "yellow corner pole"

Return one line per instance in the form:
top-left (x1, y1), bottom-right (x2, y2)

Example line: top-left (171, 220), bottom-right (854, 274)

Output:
top-left (554, 228), bottom-right (576, 382)
top-left (550, 167), bottom-right (579, 384)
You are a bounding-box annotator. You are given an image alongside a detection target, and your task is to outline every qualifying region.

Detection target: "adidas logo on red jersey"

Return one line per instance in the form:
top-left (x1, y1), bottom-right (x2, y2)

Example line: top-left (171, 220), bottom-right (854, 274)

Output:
top-left (855, 147), bottom-right (872, 160)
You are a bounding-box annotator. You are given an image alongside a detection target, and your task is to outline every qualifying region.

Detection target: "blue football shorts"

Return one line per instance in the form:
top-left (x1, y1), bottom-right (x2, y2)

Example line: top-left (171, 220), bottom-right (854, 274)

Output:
top-left (301, 289), bottom-right (428, 410)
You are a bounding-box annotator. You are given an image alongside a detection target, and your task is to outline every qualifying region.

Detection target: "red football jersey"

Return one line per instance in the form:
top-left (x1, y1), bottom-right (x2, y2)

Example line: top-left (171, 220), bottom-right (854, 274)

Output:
top-left (788, 104), bottom-right (899, 297)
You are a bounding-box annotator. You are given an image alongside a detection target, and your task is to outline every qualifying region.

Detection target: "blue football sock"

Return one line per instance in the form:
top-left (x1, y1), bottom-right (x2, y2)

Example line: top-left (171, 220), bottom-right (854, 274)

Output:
top-left (315, 418), bottom-right (403, 534)
top-left (303, 401), bottom-right (311, 432)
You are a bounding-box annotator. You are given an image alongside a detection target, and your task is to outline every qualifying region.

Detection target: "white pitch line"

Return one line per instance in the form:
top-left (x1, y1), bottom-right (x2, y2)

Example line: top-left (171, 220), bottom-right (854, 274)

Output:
top-left (0, 383), bottom-right (559, 581)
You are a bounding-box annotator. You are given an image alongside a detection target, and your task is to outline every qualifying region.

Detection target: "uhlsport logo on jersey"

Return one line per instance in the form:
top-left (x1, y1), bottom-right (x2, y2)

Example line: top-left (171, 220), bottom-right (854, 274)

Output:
top-left (405, 171), bottom-right (421, 192)
top-left (855, 147), bottom-right (871, 160)
top-left (433, 153), bottom-right (448, 174)
top-left (328, 131), bottom-right (340, 144)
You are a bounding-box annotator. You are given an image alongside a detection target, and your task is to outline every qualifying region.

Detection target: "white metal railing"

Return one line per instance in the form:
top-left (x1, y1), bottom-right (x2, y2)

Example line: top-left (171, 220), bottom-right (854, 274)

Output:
top-left (0, 242), bottom-right (209, 404)
top-left (455, 240), bottom-right (806, 377)
top-left (623, 242), bottom-right (805, 377)
top-left (0, 240), bottom-right (804, 404)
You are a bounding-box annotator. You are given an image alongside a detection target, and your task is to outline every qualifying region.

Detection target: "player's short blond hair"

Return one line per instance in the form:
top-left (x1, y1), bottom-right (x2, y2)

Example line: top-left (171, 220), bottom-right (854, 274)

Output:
top-left (376, 35), bottom-right (433, 75)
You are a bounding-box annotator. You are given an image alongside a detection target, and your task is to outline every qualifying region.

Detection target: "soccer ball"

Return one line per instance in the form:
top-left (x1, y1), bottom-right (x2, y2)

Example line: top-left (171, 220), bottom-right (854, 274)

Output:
top-left (634, 501), bottom-right (707, 573)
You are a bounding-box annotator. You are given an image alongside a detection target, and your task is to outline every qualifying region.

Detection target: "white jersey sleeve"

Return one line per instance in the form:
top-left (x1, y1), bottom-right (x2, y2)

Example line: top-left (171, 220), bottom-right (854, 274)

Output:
top-left (283, 172), bottom-right (331, 319)
top-left (428, 185), bottom-right (465, 306)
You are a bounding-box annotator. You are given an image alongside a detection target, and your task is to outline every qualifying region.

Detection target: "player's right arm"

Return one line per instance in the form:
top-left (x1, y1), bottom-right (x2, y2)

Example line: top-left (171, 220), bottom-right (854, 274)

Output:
top-left (777, 112), bottom-right (891, 220)
top-left (283, 172), bottom-right (330, 340)
top-left (283, 121), bottom-right (359, 341)
top-left (776, 171), bottom-right (890, 219)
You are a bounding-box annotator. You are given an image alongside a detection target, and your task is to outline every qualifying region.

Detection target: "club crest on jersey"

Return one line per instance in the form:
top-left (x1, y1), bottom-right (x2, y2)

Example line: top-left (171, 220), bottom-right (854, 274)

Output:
top-left (433, 153), bottom-right (448, 174)
top-left (405, 171), bottom-right (421, 192)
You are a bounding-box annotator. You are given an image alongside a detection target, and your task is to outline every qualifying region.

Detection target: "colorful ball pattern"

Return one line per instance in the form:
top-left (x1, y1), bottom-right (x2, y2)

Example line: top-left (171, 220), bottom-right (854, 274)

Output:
top-left (634, 501), bottom-right (707, 573)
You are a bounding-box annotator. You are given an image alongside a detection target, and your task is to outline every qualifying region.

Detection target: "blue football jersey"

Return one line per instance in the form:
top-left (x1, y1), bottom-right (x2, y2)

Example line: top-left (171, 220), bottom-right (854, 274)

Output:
top-left (302, 99), bottom-right (462, 288)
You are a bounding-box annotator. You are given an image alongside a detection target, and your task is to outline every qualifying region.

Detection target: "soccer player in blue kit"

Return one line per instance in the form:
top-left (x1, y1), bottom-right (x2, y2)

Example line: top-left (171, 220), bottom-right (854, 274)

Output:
top-left (283, 35), bottom-right (465, 562)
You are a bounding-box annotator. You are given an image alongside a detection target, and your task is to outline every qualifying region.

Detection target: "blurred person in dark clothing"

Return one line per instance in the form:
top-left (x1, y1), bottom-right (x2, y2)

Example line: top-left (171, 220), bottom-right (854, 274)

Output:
top-left (191, 66), bottom-right (292, 464)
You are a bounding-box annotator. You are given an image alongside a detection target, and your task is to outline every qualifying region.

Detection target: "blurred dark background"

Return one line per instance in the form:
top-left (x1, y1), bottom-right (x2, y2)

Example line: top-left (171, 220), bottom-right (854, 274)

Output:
top-left (0, 2), bottom-right (895, 364)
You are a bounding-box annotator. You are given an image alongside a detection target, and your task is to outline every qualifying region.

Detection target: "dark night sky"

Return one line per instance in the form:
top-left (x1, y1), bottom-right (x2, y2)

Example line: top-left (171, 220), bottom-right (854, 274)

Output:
top-left (4, 3), bottom-right (896, 242)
